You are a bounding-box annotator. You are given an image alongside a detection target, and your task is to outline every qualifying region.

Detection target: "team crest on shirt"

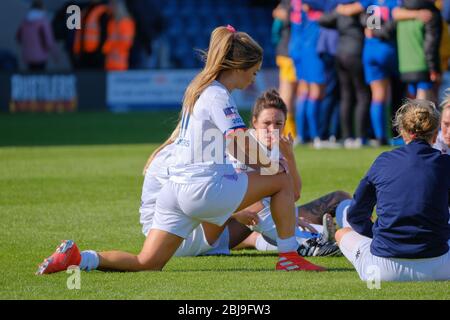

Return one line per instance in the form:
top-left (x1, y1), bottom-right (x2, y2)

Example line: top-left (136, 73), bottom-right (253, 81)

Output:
top-left (223, 106), bottom-right (239, 118)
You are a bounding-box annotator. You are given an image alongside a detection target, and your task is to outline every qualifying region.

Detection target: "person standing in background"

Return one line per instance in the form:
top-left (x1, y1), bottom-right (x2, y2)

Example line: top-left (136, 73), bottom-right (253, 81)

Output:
top-left (103, 0), bottom-right (135, 71)
top-left (125, 0), bottom-right (164, 69)
top-left (73, 0), bottom-right (111, 69)
top-left (394, 0), bottom-right (442, 102)
top-left (316, 0), bottom-right (341, 147)
top-left (320, 0), bottom-right (371, 149)
top-left (16, 0), bottom-right (55, 71)
top-left (273, 0), bottom-right (298, 139)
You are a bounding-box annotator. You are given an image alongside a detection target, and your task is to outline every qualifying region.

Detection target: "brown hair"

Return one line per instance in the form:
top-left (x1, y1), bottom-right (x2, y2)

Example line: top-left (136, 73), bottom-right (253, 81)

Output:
top-left (393, 99), bottom-right (441, 142)
top-left (182, 26), bottom-right (263, 113)
top-left (251, 89), bottom-right (287, 126)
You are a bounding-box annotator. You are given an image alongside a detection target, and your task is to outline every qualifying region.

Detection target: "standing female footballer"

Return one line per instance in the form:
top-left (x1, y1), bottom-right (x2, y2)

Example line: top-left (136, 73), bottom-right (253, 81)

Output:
top-left (336, 99), bottom-right (450, 281)
top-left (36, 25), bottom-right (325, 274)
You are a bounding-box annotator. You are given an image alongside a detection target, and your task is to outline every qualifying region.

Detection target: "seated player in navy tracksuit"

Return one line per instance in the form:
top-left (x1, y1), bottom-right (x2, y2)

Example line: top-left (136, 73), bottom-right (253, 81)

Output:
top-left (335, 99), bottom-right (450, 282)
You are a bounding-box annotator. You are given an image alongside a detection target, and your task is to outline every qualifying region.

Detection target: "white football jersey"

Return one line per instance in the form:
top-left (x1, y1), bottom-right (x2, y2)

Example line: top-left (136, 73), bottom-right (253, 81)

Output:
top-left (433, 131), bottom-right (450, 155)
top-left (139, 144), bottom-right (176, 230)
top-left (170, 81), bottom-right (247, 183)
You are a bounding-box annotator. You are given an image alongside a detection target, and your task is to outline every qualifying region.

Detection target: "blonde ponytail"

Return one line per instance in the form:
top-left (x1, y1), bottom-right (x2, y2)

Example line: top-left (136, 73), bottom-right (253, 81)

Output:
top-left (182, 26), bottom-right (263, 113)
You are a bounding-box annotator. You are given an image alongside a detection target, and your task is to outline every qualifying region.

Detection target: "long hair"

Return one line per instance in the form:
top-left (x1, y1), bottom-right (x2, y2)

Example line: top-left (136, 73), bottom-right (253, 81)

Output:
top-left (145, 26), bottom-right (262, 170)
top-left (182, 26), bottom-right (263, 113)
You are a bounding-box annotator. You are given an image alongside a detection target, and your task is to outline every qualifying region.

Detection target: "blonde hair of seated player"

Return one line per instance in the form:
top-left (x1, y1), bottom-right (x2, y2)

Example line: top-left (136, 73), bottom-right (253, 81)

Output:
top-left (335, 99), bottom-right (441, 245)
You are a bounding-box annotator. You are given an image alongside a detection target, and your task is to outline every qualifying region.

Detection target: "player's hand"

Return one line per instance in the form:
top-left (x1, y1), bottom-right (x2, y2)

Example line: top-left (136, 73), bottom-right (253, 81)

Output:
top-left (336, 4), bottom-right (351, 16)
top-left (277, 157), bottom-right (289, 174)
top-left (298, 217), bottom-right (319, 234)
top-left (233, 211), bottom-right (259, 226)
top-left (279, 133), bottom-right (295, 159)
top-left (430, 71), bottom-right (441, 83)
top-left (416, 9), bottom-right (432, 23)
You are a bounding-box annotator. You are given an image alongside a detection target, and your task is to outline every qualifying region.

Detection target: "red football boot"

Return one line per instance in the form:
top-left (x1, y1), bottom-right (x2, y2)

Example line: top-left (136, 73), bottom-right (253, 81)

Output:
top-left (36, 240), bottom-right (81, 275)
top-left (276, 252), bottom-right (326, 271)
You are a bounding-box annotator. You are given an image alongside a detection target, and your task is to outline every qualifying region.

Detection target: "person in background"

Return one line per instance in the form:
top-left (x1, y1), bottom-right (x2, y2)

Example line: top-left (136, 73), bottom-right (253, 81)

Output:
top-left (125, 0), bottom-right (164, 69)
top-left (273, 0), bottom-right (298, 139)
top-left (436, 0), bottom-right (450, 77)
top-left (73, 0), bottom-right (111, 69)
top-left (337, 1), bottom-right (402, 147)
top-left (52, 1), bottom-right (90, 69)
top-left (393, 0), bottom-right (442, 102)
top-left (320, 0), bottom-right (371, 149)
top-left (103, 0), bottom-right (135, 71)
top-left (16, 0), bottom-right (55, 71)
top-left (316, 0), bottom-right (341, 147)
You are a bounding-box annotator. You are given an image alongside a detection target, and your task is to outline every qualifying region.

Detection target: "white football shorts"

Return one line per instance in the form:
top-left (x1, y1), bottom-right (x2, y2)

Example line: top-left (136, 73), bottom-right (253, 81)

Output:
top-left (339, 230), bottom-right (450, 282)
top-left (151, 172), bottom-right (248, 239)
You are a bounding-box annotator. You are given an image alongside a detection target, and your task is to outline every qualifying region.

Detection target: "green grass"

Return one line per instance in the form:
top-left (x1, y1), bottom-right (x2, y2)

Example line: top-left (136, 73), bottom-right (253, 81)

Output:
top-left (1, 113), bottom-right (449, 300)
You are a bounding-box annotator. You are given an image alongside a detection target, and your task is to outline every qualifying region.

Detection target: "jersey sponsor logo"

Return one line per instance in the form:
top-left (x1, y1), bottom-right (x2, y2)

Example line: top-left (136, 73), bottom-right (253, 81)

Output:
top-left (223, 106), bottom-right (240, 118)
top-left (175, 138), bottom-right (190, 147)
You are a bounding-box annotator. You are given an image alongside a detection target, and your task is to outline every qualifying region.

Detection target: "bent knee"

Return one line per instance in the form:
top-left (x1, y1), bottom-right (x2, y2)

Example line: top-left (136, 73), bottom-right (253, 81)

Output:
top-left (335, 227), bottom-right (353, 245)
top-left (136, 254), bottom-right (164, 271)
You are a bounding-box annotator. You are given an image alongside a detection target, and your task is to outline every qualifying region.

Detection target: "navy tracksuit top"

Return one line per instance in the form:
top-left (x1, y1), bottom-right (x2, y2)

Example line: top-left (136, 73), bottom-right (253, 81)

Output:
top-left (348, 140), bottom-right (450, 259)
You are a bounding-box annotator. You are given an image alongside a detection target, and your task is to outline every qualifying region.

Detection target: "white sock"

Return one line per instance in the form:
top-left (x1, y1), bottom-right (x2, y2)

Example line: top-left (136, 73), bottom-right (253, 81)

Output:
top-left (79, 250), bottom-right (99, 271)
top-left (255, 234), bottom-right (278, 251)
top-left (276, 236), bottom-right (298, 253)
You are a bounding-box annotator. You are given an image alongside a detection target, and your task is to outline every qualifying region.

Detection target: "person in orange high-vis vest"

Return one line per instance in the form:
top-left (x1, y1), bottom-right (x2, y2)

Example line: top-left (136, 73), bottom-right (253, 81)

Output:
top-left (73, 1), bottom-right (111, 69)
top-left (102, 0), bottom-right (135, 71)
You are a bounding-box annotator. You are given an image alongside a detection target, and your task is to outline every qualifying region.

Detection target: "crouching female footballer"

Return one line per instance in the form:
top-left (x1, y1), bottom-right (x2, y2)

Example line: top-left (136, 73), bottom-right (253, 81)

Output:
top-left (335, 99), bottom-right (450, 282)
top-left (36, 25), bottom-right (326, 274)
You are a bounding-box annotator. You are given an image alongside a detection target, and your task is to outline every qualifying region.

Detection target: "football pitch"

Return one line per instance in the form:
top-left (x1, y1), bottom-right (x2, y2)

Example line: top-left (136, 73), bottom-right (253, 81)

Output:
top-left (1, 113), bottom-right (449, 300)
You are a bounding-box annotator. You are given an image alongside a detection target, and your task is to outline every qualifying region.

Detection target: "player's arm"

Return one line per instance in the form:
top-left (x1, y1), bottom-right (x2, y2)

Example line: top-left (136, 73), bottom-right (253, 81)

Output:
top-left (227, 129), bottom-right (285, 175)
top-left (336, 2), bottom-right (364, 16)
top-left (392, 7), bottom-right (432, 22)
top-left (231, 201), bottom-right (265, 226)
top-left (210, 95), bottom-right (284, 175)
top-left (347, 175), bottom-right (377, 238)
top-left (279, 133), bottom-right (301, 201)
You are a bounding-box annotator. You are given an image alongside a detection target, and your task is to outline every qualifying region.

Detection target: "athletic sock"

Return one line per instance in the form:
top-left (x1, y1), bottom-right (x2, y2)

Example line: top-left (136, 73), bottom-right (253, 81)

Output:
top-left (276, 236), bottom-right (298, 253)
top-left (79, 250), bottom-right (99, 271)
top-left (255, 234), bottom-right (278, 251)
top-left (370, 101), bottom-right (386, 140)
top-left (306, 98), bottom-right (321, 139)
top-left (335, 199), bottom-right (352, 229)
top-left (295, 95), bottom-right (308, 142)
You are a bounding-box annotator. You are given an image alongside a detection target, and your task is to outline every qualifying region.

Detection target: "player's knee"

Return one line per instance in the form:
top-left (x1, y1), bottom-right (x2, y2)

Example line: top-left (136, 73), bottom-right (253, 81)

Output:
top-left (137, 253), bottom-right (164, 271)
top-left (278, 173), bottom-right (295, 197)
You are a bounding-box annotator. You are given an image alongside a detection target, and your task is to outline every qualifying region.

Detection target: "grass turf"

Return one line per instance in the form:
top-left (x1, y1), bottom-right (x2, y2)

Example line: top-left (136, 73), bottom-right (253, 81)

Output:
top-left (1, 113), bottom-right (449, 300)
